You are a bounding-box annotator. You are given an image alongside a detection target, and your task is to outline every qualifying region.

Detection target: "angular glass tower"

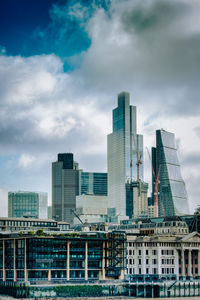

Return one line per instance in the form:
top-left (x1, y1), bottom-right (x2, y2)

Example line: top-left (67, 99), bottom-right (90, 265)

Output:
top-left (152, 129), bottom-right (189, 216)
top-left (107, 92), bottom-right (143, 217)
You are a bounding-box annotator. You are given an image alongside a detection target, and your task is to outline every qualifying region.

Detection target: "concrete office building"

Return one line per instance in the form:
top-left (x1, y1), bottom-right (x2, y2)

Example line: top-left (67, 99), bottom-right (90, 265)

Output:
top-left (8, 191), bottom-right (48, 219)
top-left (107, 92), bottom-right (143, 218)
top-left (52, 153), bottom-right (79, 224)
top-left (75, 194), bottom-right (108, 224)
top-left (152, 129), bottom-right (189, 216)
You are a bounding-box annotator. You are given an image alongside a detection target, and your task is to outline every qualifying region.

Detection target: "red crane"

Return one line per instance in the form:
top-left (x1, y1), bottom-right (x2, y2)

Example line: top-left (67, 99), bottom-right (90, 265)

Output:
top-left (146, 147), bottom-right (161, 218)
top-left (132, 134), bottom-right (142, 181)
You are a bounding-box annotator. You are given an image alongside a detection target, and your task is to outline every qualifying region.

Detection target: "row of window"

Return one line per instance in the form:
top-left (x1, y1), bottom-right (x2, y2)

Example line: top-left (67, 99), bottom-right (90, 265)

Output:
top-left (127, 268), bottom-right (157, 275)
top-left (128, 249), bottom-right (157, 256)
top-left (128, 242), bottom-right (181, 247)
top-left (2, 221), bottom-right (57, 227)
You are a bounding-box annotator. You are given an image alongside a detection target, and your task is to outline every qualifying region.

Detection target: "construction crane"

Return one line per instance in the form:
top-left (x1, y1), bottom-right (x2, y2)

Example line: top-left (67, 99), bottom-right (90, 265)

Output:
top-left (71, 209), bottom-right (84, 225)
top-left (132, 134), bottom-right (142, 181)
top-left (146, 147), bottom-right (162, 218)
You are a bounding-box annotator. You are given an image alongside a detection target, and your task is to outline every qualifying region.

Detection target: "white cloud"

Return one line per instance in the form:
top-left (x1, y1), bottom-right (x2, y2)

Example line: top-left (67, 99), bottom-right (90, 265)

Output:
top-left (18, 154), bottom-right (36, 169)
top-left (0, 0), bottom-right (200, 214)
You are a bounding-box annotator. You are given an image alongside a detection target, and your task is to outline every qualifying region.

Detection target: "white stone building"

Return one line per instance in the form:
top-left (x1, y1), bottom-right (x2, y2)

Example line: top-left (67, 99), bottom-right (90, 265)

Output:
top-left (126, 228), bottom-right (200, 280)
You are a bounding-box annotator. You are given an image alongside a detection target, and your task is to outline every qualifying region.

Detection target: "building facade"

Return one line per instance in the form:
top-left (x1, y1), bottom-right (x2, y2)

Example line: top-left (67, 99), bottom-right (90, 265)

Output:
top-left (8, 191), bottom-right (48, 219)
top-left (52, 153), bottom-right (79, 224)
top-left (152, 129), bottom-right (189, 216)
top-left (126, 231), bottom-right (200, 280)
top-left (0, 230), bottom-right (126, 282)
top-left (75, 195), bottom-right (108, 224)
top-left (107, 92), bottom-right (143, 217)
top-left (79, 172), bottom-right (107, 196)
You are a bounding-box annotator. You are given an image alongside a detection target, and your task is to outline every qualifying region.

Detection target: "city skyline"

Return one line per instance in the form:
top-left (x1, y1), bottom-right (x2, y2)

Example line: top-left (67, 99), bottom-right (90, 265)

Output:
top-left (0, 0), bottom-right (200, 216)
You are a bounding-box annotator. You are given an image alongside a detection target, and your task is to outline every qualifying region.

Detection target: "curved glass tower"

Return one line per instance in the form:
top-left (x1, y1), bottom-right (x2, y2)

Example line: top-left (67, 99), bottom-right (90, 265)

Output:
top-left (152, 129), bottom-right (189, 216)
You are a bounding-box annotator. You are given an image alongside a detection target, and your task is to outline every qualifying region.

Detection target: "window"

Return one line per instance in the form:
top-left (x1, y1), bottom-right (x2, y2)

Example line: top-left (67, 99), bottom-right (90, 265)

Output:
top-left (129, 249), bottom-right (132, 255)
top-left (139, 268), bottom-right (141, 274)
top-left (146, 268), bottom-right (149, 274)
top-left (146, 249), bottom-right (148, 255)
top-left (129, 259), bottom-right (132, 265)
top-left (138, 250), bottom-right (141, 255)
top-left (146, 259), bottom-right (149, 265)
top-left (153, 259), bottom-right (157, 264)
top-left (152, 249), bottom-right (157, 255)
top-left (139, 259), bottom-right (142, 265)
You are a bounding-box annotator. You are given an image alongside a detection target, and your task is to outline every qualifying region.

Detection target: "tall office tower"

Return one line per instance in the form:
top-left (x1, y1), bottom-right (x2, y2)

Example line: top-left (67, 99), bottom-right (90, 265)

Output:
top-left (80, 172), bottom-right (107, 196)
top-left (107, 92), bottom-right (143, 217)
top-left (52, 153), bottom-right (79, 224)
top-left (8, 191), bottom-right (48, 219)
top-left (152, 129), bottom-right (189, 216)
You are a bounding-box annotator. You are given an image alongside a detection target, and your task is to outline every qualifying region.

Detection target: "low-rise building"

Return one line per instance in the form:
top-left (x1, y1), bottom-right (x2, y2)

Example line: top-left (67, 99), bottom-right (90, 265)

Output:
top-left (0, 217), bottom-right (69, 232)
top-left (126, 232), bottom-right (200, 281)
top-left (0, 230), bottom-right (126, 283)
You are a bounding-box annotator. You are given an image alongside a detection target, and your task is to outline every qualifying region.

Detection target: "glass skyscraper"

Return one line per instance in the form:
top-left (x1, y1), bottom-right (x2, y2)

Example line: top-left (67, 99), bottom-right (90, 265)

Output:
top-left (107, 92), bottom-right (143, 217)
top-left (80, 172), bottom-right (107, 196)
top-left (8, 191), bottom-right (48, 219)
top-left (152, 129), bottom-right (189, 216)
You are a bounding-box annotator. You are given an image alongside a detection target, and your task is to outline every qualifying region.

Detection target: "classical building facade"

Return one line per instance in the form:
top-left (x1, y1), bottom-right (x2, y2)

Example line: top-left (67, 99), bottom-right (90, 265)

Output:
top-left (126, 231), bottom-right (200, 280)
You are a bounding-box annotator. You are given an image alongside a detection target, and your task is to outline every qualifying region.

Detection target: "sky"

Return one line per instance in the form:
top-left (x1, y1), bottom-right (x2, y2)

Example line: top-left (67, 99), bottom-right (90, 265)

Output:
top-left (0, 0), bottom-right (200, 216)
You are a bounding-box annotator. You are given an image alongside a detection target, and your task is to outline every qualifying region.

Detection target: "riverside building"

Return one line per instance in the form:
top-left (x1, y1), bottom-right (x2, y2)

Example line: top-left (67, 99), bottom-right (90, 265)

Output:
top-left (0, 230), bottom-right (126, 282)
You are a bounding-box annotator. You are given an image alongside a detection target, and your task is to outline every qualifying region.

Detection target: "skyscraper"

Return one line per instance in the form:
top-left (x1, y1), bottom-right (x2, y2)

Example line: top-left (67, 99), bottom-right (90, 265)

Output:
top-left (8, 191), bottom-right (48, 219)
top-left (107, 92), bottom-right (143, 217)
top-left (52, 153), bottom-right (79, 224)
top-left (152, 129), bottom-right (189, 216)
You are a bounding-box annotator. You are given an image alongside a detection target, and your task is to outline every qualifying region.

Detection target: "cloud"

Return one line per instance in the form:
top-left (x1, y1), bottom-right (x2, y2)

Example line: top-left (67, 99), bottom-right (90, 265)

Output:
top-left (18, 153), bottom-right (36, 169)
top-left (0, 0), bottom-right (200, 214)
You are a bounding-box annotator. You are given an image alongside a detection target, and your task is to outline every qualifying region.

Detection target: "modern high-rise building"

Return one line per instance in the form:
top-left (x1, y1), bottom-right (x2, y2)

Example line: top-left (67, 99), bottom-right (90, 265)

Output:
top-left (8, 191), bottom-right (48, 219)
top-left (79, 172), bottom-right (107, 196)
top-left (152, 129), bottom-right (189, 216)
top-left (107, 92), bottom-right (143, 217)
top-left (52, 153), bottom-right (79, 224)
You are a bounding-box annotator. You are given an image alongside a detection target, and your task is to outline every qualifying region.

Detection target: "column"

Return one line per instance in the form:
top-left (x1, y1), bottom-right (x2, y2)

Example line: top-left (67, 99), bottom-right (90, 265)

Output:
top-left (67, 240), bottom-right (70, 281)
top-left (3, 240), bottom-right (5, 281)
top-left (14, 239), bottom-right (16, 282)
top-left (188, 249), bottom-right (192, 277)
top-left (198, 250), bottom-right (200, 276)
top-left (181, 249), bottom-right (185, 277)
top-left (157, 248), bottom-right (161, 275)
top-left (24, 238), bottom-right (28, 281)
top-left (102, 241), bottom-right (105, 280)
top-left (48, 270), bottom-right (51, 281)
top-left (85, 241), bottom-right (88, 280)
